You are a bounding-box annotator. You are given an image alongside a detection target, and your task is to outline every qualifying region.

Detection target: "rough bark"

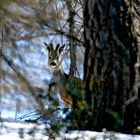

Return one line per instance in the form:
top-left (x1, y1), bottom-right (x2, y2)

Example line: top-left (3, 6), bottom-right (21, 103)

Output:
top-left (80, 0), bottom-right (139, 133)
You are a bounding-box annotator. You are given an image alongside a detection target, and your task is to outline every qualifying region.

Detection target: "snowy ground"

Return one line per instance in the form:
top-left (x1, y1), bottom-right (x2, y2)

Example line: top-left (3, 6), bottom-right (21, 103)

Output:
top-left (0, 119), bottom-right (140, 140)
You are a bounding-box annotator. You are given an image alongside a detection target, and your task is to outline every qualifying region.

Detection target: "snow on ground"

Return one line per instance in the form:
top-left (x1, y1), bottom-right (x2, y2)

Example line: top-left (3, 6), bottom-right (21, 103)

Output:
top-left (0, 120), bottom-right (140, 140)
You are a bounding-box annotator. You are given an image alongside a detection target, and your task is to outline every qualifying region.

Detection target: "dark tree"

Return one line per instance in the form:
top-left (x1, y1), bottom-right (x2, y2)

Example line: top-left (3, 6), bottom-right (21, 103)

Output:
top-left (70, 0), bottom-right (140, 134)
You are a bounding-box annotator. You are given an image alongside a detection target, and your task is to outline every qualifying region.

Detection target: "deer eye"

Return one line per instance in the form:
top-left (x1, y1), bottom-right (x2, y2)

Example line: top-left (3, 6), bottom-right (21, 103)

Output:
top-left (49, 56), bottom-right (51, 59)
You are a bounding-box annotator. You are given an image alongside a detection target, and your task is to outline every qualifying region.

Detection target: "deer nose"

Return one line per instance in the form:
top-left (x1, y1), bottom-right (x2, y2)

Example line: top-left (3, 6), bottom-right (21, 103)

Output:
top-left (50, 62), bottom-right (56, 66)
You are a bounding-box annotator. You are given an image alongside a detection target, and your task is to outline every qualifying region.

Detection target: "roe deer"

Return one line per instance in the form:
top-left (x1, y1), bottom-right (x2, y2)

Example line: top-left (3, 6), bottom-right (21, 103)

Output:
top-left (44, 42), bottom-right (73, 107)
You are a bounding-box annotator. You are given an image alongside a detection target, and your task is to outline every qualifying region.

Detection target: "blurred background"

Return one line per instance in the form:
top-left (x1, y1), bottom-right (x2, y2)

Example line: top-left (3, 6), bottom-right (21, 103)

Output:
top-left (0, 0), bottom-right (84, 137)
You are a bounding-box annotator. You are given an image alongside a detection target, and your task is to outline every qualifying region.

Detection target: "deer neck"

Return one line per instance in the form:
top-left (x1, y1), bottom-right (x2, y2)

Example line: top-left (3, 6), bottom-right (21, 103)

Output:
top-left (52, 67), bottom-right (72, 107)
top-left (53, 67), bottom-right (65, 81)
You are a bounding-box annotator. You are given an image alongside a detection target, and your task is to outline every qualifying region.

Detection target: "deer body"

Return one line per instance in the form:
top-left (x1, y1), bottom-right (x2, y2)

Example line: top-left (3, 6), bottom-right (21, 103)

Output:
top-left (44, 43), bottom-right (73, 107)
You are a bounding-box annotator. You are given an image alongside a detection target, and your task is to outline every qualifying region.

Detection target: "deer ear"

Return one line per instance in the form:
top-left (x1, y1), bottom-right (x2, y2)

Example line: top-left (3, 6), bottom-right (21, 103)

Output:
top-left (58, 44), bottom-right (65, 54)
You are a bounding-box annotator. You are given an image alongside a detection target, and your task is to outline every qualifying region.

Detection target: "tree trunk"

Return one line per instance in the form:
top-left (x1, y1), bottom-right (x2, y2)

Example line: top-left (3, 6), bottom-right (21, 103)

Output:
top-left (82, 0), bottom-right (139, 133)
top-left (65, 0), bottom-right (77, 85)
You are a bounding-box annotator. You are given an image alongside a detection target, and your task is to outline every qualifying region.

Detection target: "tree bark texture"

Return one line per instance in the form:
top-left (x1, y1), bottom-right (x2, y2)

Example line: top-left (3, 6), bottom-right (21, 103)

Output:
top-left (82, 0), bottom-right (139, 133)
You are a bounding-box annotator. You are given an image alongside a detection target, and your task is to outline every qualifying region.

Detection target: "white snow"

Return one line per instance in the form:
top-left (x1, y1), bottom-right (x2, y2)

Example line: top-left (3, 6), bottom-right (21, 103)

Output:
top-left (1, 120), bottom-right (140, 140)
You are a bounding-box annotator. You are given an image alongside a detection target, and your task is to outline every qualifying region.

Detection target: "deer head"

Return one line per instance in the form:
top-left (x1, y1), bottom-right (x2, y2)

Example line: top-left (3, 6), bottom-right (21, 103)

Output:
top-left (44, 42), bottom-right (65, 72)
